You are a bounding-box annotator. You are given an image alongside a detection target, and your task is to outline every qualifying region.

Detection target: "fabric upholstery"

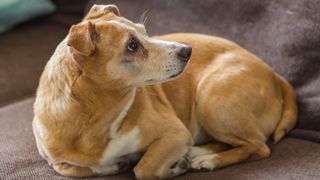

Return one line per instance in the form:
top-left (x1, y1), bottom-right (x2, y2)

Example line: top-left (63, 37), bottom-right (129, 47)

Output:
top-left (0, 16), bottom-right (79, 107)
top-left (52, 0), bottom-right (89, 13)
top-left (0, 98), bottom-right (319, 180)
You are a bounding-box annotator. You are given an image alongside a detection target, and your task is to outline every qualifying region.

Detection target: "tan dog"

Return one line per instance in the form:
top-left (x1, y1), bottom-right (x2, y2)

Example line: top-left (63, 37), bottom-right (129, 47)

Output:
top-left (33, 4), bottom-right (297, 179)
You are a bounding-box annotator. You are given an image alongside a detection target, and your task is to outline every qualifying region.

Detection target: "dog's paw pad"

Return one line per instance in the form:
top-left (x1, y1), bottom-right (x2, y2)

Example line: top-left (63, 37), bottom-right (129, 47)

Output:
top-left (191, 154), bottom-right (217, 171)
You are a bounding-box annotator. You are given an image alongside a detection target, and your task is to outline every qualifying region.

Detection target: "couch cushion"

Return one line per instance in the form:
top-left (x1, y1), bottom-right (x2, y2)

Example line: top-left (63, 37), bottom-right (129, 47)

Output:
top-left (0, 98), bottom-right (320, 179)
top-left (52, 0), bottom-right (88, 13)
top-left (0, 18), bottom-right (71, 107)
top-left (87, 0), bottom-right (320, 136)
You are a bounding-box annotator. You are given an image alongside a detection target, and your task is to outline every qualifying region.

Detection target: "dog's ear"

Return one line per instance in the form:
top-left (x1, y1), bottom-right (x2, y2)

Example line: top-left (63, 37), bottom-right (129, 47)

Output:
top-left (103, 4), bottom-right (120, 16)
top-left (67, 21), bottom-right (97, 56)
top-left (85, 4), bottom-right (120, 20)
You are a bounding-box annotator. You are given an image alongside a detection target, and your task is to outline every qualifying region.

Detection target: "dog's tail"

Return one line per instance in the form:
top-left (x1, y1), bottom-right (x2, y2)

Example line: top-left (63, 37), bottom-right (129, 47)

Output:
top-left (273, 75), bottom-right (298, 143)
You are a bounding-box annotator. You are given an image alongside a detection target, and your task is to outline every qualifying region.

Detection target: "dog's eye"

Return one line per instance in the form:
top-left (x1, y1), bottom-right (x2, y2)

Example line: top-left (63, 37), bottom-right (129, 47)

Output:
top-left (127, 38), bottom-right (139, 52)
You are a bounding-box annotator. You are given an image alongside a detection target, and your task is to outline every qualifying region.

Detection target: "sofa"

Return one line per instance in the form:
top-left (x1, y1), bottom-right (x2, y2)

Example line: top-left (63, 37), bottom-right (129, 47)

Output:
top-left (1, 0), bottom-right (319, 179)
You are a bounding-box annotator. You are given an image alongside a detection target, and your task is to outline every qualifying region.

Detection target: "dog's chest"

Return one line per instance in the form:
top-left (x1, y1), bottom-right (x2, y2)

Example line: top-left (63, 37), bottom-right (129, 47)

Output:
top-left (99, 127), bottom-right (140, 165)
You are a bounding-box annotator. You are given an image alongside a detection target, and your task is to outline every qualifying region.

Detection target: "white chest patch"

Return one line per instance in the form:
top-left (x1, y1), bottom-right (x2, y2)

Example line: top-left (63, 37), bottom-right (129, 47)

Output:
top-left (99, 127), bottom-right (140, 166)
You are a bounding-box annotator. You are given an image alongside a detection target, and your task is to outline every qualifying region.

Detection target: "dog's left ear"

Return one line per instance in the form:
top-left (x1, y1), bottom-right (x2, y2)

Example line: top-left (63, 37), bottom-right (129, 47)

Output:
top-left (85, 4), bottom-right (120, 20)
top-left (67, 21), bottom-right (97, 56)
top-left (101, 4), bottom-right (120, 16)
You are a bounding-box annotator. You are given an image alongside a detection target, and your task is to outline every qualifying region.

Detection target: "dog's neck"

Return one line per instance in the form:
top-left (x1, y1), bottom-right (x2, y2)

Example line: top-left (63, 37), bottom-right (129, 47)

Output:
top-left (72, 74), bottom-right (137, 132)
top-left (38, 41), bottom-right (136, 136)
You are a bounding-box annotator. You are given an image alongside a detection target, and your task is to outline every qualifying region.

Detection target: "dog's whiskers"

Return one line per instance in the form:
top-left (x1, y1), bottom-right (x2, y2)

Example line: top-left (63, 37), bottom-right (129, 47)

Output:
top-left (139, 9), bottom-right (150, 25)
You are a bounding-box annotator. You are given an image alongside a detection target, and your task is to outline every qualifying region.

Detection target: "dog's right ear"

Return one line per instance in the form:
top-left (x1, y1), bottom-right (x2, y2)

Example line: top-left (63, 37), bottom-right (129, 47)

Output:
top-left (67, 21), bottom-right (97, 56)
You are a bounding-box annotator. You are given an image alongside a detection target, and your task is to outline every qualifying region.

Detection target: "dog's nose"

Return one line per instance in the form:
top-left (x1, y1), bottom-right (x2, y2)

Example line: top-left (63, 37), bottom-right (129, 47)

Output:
top-left (177, 45), bottom-right (192, 62)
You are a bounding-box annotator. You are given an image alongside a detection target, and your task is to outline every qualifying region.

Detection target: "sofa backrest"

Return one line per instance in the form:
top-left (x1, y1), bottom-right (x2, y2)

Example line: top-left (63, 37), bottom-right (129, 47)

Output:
top-left (0, 3), bottom-right (85, 107)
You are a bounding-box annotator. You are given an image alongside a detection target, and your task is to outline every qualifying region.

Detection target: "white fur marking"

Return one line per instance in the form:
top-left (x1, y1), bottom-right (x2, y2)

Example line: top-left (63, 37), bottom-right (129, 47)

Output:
top-left (109, 88), bottom-right (136, 138)
top-left (188, 146), bottom-right (213, 159)
top-left (90, 163), bottom-right (120, 175)
top-left (191, 154), bottom-right (217, 170)
top-left (90, 127), bottom-right (140, 174)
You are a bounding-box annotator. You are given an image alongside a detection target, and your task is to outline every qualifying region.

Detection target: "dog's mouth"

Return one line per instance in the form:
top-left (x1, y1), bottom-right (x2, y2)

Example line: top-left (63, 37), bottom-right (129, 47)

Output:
top-left (165, 62), bottom-right (188, 78)
top-left (169, 70), bottom-right (184, 78)
top-left (141, 61), bottom-right (188, 85)
top-left (143, 70), bottom-right (184, 85)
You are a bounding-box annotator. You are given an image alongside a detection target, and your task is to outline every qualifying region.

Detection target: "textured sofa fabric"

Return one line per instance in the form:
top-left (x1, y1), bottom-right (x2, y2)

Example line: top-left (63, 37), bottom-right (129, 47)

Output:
top-left (0, 2), bottom-right (86, 107)
top-left (1, 98), bottom-right (320, 180)
top-left (0, 19), bottom-right (69, 106)
top-left (1, 0), bottom-right (320, 179)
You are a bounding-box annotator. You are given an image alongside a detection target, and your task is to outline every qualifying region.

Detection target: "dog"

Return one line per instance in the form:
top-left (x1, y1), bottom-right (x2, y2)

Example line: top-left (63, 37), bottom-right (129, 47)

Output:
top-left (33, 4), bottom-right (297, 179)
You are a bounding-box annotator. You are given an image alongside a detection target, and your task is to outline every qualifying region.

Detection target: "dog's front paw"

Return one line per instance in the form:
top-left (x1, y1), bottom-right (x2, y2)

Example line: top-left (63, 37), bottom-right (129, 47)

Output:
top-left (170, 156), bottom-right (190, 176)
top-left (190, 154), bottom-right (218, 171)
top-left (187, 146), bottom-right (212, 160)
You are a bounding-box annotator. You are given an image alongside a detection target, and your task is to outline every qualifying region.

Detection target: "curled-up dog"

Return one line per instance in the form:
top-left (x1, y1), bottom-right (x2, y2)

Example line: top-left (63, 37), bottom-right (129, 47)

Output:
top-left (33, 4), bottom-right (297, 179)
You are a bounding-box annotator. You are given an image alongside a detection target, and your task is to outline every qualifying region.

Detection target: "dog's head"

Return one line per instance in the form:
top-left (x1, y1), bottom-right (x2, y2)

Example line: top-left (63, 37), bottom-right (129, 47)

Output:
top-left (67, 4), bottom-right (192, 87)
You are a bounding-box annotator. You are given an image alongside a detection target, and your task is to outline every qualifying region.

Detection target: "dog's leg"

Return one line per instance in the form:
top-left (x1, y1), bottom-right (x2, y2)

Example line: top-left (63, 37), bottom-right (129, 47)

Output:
top-left (189, 142), bottom-right (270, 171)
top-left (134, 133), bottom-right (192, 179)
top-left (187, 142), bottom-right (230, 160)
top-left (53, 163), bottom-right (96, 177)
top-left (53, 160), bottom-right (131, 177)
